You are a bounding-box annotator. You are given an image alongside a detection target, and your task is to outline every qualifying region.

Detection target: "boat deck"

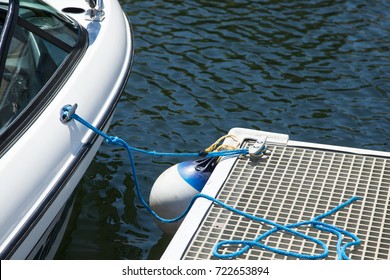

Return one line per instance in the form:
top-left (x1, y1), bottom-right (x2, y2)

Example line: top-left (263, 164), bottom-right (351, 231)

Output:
top-left (161, 128), bottom-right (390, 260)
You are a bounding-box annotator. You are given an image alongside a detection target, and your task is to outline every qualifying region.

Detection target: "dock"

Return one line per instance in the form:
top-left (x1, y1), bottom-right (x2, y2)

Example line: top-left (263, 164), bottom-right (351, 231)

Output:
top-left (161, 128), bottom-right (390, 260)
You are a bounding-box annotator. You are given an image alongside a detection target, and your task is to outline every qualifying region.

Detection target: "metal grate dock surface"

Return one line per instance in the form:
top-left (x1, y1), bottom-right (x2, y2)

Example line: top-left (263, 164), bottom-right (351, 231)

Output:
top-left (179, 140), bottom-right (390, 260)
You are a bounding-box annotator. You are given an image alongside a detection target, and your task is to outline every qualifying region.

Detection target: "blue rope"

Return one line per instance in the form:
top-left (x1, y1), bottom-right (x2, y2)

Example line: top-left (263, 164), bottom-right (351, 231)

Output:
top-left (71, 113), bottom-right (248, 158)
top-left (211, 197), bottom-right (361, 260)
top-left (66, 109), bottom-right (361, 260)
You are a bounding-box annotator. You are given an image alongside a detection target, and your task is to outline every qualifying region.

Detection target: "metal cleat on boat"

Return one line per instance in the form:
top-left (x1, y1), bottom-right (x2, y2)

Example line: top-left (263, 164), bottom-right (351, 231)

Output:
top-left (85, 0), bottom-right (105, 21)
top-left (60, 104), bottom-right (78, 124)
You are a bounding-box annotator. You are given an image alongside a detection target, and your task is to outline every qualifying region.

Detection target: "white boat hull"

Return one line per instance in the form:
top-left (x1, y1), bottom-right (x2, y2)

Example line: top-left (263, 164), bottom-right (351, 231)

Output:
top-left (0, 0), bottom-right (133, 259)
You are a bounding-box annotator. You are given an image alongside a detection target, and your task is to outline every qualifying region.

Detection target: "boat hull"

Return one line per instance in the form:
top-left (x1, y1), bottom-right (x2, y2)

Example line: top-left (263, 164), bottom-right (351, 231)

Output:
top-left (0, 0), bottom-right (133, 259)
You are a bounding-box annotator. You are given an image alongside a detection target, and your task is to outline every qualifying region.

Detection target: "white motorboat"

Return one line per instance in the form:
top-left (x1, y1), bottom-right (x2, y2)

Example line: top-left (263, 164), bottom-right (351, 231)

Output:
top-left (0, 0), bottom-right (133, 259)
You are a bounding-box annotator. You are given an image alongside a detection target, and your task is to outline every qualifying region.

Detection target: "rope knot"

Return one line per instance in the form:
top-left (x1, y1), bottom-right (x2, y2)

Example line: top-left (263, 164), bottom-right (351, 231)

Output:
top-left (106, 136), bottom-right (119, 144)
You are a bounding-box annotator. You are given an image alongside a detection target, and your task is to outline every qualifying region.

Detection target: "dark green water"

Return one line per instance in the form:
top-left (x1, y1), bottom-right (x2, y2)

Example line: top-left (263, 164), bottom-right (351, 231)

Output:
top-left (56, 0), bottom-right (390, 259)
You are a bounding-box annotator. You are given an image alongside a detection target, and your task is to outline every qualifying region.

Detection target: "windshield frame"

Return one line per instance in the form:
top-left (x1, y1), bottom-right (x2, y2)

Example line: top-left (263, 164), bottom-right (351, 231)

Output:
top-left (0, 0), bottom-right (88, 156)
top-left (0, 0), bottom-right (19, 82)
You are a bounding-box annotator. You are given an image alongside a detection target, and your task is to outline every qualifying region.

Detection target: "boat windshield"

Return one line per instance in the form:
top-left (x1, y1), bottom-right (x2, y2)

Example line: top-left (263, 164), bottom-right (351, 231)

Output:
top-left (0, 0), bottom-right (80, 132)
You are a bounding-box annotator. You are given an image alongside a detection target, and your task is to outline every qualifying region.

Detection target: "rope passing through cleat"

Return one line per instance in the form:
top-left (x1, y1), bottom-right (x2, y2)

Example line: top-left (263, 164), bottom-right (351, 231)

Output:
top-left (60, 104), bottom-right (362, 260)
top-left (60, 104), bottom-right (78, 124)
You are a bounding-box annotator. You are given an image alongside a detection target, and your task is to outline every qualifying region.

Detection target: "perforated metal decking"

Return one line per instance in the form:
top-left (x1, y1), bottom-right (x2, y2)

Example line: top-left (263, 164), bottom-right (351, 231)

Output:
top-left (178, 139), bottom-right (390, 260)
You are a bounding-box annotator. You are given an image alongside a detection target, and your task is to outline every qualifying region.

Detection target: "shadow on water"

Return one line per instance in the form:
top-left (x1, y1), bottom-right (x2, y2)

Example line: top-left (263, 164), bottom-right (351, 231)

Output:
top-left (56, 0), bottom-right (390, 259)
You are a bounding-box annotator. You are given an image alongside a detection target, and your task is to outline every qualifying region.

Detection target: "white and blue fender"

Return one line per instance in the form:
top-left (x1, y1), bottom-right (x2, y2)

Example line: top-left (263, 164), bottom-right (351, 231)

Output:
top-left (149, 157), bottom-right (218, 235)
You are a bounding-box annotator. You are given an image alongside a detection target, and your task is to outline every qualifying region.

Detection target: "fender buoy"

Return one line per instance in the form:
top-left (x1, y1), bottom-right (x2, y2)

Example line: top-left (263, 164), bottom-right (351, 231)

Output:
top-left (149, 157), bottom-right (218, 235)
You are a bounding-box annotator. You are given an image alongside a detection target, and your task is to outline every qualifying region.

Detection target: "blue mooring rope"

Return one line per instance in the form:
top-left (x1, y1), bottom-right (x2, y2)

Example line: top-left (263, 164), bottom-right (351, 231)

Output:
top-left (63, 106), bottom-right (361, 260)
top-left (70, 113), bottom-right (248, 158)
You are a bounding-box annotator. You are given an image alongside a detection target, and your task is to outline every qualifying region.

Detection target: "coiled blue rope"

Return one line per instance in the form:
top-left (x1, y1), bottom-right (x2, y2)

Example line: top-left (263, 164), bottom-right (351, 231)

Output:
top-left (64, 107), bottom-right (361, 260)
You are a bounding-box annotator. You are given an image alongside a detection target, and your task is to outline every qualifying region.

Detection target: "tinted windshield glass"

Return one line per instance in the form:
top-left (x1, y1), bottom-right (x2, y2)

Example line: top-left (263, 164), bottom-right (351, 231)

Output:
top-left (20, 0), bottom-right (79, 47)
top-left (0, 0), bottom-right (80, 130)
